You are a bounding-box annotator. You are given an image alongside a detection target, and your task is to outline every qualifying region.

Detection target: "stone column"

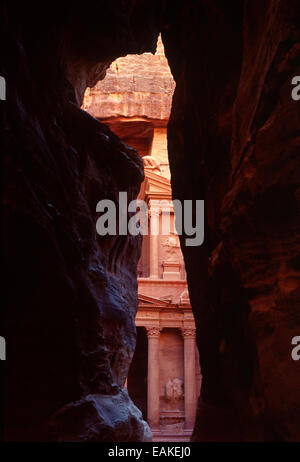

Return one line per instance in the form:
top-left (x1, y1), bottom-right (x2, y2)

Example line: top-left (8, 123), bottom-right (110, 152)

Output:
top-left (146, 326), bottom-right (161, 429)
top-left (149, 207), bottom-right (160, 279)
top-left (182, 328), bottom-right (197, 429)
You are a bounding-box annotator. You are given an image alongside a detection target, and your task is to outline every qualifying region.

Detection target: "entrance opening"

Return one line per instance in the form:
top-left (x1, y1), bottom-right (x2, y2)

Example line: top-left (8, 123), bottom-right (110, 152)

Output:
top-left (127, 327), bottom-right (148, 421)
top-left (159, 328), bottom-right (184, 432)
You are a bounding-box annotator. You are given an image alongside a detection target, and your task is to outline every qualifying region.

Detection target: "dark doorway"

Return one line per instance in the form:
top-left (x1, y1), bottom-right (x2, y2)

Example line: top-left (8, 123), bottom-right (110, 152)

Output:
top-left (127, 326), bottom-right (148, 421)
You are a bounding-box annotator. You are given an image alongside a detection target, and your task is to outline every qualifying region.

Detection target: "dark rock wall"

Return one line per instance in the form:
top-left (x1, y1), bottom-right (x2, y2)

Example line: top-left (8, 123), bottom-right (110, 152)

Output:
top-left (2, 0), bottom-right (161, 441)
top-left (2, 0), bottom-right (300, 442)
top-left (162, 0), bottom-right (300, 441)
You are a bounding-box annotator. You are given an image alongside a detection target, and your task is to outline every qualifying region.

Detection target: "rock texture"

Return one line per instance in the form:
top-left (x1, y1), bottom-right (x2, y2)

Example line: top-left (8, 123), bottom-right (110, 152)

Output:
top-left (83, 35), bottom-right (175, 121)
top-left (83, 34), bottom-right (175, 158)
top-left (2, 0), bottom-right (300, 443)
top-left (47, 389), bottom-right (152, 442)
top-left (2, 0), bottom-right (162, 441)
top-left (162, 0), bottom-right (300, 441)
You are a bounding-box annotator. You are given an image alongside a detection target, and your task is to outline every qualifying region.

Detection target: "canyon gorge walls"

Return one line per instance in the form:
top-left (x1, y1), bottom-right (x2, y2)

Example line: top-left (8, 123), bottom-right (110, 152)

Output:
top-left (2, 0), bottom-right (300, 441)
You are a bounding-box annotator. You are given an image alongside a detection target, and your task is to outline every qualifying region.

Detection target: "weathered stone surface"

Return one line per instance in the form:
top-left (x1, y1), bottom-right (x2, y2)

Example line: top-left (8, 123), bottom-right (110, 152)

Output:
top-left (162, 0), bottom-right (300, 441)
top-left (47, 389), bottom-right (152, 442)
top-left (2, 0), bottom-right (161, 442)
top-left (83, 35), bottom-right (175, 120)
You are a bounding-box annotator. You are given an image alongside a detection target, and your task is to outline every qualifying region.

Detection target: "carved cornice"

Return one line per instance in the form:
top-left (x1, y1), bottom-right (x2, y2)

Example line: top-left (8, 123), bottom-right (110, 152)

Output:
top-left (146, 326), bottom-right (161, 338)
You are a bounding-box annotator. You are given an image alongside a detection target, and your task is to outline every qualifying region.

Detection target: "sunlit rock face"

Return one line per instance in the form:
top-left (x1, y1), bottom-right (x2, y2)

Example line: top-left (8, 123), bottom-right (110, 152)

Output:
top-left (83, 35), bottom-right (175, 120)
top-left (2, 0), bottom-right (161, 442)
top-left (83, 34), bottom-right (175, 168)
top-left (162, 0), bottom-right (300, 441)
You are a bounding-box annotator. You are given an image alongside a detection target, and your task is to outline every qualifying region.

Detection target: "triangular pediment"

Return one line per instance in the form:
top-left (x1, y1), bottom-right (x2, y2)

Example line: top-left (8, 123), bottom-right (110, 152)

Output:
top-left (139, 170), bottom-right (172, 200)
top-left (138, 293), bottom-right (173, 307)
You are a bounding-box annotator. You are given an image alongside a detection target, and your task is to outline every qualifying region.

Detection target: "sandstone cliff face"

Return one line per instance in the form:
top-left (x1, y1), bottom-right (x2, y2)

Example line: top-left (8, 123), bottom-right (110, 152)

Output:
top-left (2, 0), bottom-right (161, 441)
top-left (162, 0), bottom-right (300, 441)
top-left (2, 0), bottom-right (300, 442)
top-left (83, 35), bottom-right (175, 121)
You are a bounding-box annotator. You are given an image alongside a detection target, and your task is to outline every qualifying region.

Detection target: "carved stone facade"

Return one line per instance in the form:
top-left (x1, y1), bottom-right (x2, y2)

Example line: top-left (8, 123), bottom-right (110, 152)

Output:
top-left (133, 160), bottom-right (201, 441)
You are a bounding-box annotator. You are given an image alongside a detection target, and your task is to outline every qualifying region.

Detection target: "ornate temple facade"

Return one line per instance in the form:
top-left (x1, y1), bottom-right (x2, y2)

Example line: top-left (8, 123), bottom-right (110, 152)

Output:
top-left (133, 156), bottom-right (202, 441)
top-left (83, 37), bottom-right (201, 441)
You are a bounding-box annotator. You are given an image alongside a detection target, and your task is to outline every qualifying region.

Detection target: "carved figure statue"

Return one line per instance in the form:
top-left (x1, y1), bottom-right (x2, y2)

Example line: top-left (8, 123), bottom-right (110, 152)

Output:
top-left (165, 378), bottom-right (184, 402)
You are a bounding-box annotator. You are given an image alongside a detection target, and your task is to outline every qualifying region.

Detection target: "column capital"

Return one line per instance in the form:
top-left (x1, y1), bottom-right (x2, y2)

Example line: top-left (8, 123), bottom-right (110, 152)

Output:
top-left (149, 208), bottom-right (160, 218)
top-left (181, 328), bottom-right (196, 339)
top-left (146, 326), bottom-right (161, 338)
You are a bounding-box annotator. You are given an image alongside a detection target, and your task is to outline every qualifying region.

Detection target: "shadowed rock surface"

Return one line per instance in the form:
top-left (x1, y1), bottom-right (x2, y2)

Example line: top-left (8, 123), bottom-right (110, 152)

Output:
top-left (2, 0), bottom-right (300, 442)
top-left (2, 0), bottom-right (161, 442)
top-left (162, 0), bottom-right (300, 441)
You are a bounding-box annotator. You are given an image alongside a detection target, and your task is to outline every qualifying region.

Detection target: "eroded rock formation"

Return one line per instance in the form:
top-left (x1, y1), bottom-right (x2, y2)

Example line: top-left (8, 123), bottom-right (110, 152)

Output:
top-left (83, 35), bottom-right (175, 120)
top-left (2, 0), bottom-right (300, 442)
top-left (162, 0), bottom-right (300, 441)
top-left (2, 0), bottom-right (161, 442)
